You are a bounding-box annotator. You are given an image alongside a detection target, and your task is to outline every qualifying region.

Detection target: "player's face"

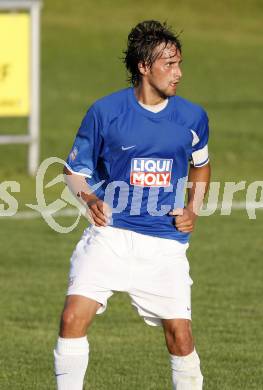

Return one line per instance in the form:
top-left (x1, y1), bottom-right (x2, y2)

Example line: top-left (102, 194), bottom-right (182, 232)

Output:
top-left (144, 43), bottom-right (182, 98)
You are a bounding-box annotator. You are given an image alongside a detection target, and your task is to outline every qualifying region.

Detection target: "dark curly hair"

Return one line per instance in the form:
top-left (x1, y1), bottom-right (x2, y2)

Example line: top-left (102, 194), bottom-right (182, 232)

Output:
top-left (123, 20), bottom-right (182, 86)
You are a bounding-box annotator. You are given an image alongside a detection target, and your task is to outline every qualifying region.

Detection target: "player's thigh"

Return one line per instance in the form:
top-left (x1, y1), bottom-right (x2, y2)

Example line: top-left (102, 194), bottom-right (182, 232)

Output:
top-left (60, 294), bottom-right (102, 337)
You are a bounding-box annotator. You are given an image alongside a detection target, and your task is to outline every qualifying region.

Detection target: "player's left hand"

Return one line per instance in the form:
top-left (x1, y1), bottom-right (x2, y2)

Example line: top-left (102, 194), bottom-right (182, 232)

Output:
top-left (169, 207), bottom-right (197, 233)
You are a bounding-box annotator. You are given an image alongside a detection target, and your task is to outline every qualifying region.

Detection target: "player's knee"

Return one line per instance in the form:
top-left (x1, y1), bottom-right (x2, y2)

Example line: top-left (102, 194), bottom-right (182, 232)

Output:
top-left (166, 328), bottom-right (194, 356)
top-left (60, 308), bottom-right (89, 336)
top-left (175, 331), bottom-right (193, 355)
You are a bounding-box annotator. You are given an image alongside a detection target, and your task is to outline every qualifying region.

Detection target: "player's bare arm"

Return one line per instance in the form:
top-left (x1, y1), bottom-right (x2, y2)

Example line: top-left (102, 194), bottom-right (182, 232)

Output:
top-left (170, 163), bottom-right (211, 233)
top-left (63, 166), bottom-right (110, 226)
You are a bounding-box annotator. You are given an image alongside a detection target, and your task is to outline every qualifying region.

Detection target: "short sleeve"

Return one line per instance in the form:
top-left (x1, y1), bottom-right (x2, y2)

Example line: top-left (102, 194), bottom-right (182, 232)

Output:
top-left (190, 110), bottom-right (210, 167)
top-left (66, 106), bottom-right (103, 177)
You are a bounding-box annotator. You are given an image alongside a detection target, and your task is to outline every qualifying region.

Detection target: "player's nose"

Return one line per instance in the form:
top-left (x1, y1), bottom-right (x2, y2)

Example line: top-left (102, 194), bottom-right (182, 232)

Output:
top-left (176, 66), bottom-right (182, 79)
top-left (171, 67), bottom-right (182, 82)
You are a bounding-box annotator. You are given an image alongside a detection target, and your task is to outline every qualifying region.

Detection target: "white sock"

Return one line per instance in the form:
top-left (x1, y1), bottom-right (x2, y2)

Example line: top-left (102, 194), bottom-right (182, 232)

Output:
top-left (170, 349), bottom-right (203, 390)
top-left (54, 336), bottom-right (89, 390)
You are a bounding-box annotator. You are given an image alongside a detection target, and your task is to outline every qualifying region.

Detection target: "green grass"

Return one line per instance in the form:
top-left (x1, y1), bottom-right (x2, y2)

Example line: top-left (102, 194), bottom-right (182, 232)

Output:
top-left (0, 0), bottom-right (263, 388)
top-left (0, 212), bottom-right (262, 389)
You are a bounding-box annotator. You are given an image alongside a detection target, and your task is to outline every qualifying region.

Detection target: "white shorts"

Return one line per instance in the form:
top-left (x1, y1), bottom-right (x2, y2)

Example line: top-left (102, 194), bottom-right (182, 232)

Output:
top-left (67, 225), bottom-right (193, 326)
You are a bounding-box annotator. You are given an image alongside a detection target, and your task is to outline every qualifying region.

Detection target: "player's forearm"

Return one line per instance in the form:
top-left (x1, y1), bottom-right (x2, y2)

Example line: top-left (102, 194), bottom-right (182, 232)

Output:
top-left (63, 166), bottom-right (98, 206)
top-left (186, 163), bottom-right (211, 214)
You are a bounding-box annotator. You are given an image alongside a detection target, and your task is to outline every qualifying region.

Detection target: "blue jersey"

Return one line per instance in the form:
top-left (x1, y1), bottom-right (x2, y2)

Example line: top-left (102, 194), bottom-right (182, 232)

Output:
top-left (66, 87), bottom-right (209, 243)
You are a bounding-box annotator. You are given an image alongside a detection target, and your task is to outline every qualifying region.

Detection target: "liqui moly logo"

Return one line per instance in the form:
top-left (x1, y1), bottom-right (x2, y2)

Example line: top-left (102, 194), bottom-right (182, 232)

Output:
top-left (130, 158), bottom-right (173, 187)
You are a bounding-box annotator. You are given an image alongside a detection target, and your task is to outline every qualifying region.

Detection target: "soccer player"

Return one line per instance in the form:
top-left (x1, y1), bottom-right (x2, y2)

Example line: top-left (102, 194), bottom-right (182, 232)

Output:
top-left (54, 20), bottom-right (211, 389)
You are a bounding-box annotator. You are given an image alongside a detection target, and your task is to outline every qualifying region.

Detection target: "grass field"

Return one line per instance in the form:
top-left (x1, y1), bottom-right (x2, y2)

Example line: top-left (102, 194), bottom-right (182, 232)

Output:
top-left (0, 0), bottom-right (263, 389)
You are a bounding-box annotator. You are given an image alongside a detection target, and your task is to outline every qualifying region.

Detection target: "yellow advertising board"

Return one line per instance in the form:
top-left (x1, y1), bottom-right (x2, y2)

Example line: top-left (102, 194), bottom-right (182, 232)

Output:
top-left (0, 13), bottom-right (30, 116)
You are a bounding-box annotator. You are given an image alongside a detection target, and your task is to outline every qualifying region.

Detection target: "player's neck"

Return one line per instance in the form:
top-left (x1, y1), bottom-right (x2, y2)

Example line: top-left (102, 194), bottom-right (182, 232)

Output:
top-left (134, 84), bottom-right (167, 106)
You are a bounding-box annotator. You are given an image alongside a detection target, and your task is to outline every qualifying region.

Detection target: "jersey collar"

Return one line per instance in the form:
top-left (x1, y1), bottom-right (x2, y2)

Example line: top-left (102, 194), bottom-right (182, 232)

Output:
top-left (128, 87), bottom-right (174, 119)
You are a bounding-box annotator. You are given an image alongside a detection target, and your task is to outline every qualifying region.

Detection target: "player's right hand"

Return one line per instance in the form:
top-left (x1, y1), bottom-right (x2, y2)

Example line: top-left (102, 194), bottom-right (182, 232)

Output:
top-left (86, 196), bottom-right (111, 227)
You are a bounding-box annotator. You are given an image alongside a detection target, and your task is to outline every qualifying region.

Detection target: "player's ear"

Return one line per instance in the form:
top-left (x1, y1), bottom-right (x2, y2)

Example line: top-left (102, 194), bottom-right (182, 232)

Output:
top-left (138, 61), bottom-right (149, 76)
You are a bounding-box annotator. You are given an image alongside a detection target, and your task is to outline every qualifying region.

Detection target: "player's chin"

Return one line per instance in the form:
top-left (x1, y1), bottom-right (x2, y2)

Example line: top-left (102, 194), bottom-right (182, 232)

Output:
top-left (166, 85), bottom-right (178, 96)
